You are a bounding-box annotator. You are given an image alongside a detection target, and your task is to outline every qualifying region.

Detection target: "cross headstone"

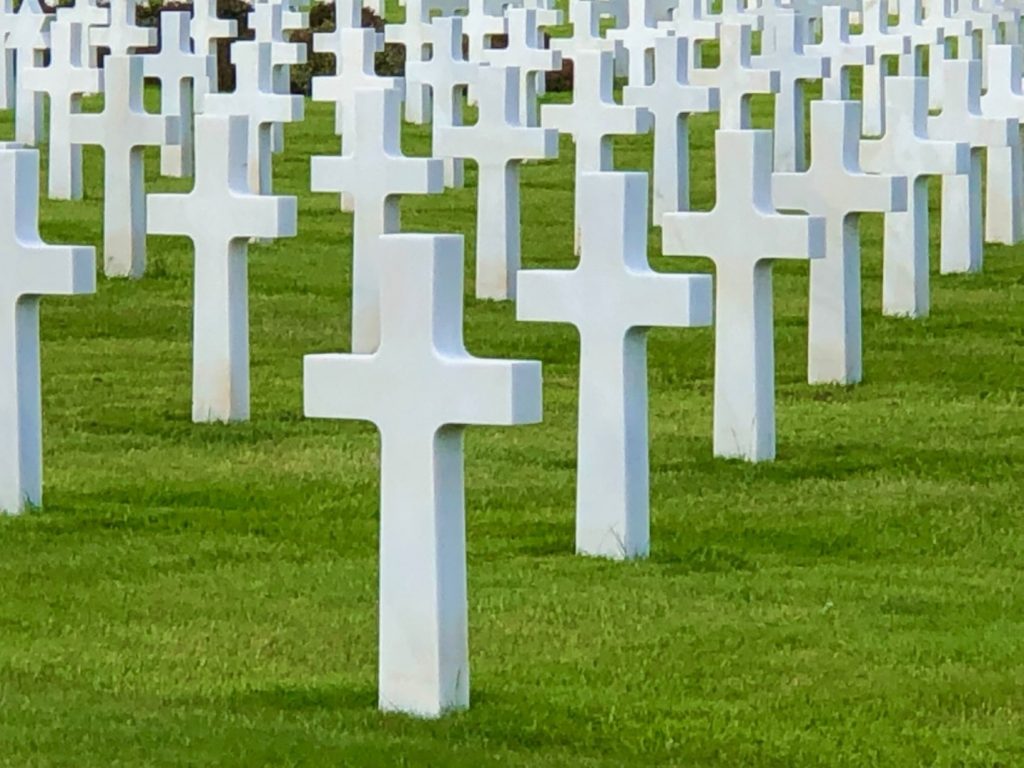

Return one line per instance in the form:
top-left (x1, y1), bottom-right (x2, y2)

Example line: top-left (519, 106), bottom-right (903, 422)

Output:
top-left (752, 9), bottom-right (828, 172)
top-left (7, 0), bottom-right (51, 144)
top-left (804, 6), bottom-right (873, 101)
top-left (91, 0), bottom-right (155, 56)
top-left (0, 145), bottom-right (95, 515)
top-left (143, 10), bottom-right (210, 178)
top-left (483, 9), bottom-right (561, 127)
top-left (311, 86), bottom-right (444, 353)
top-left (658, 0), bottom-right (719, 61)
top-left (406, 16), bottom-right (477, 187)
top-left (248, 0), bottom-right (307, 154)
top-left (857, 0), bottom-right (911, 136)
top-left (20, 19), bottom-right (100, 200)
top-left (385, 0), bottom-right (432, 123)
top-left (54, 0), bottom-right (107, 69)
top-left (191, 0), bottom-right (238, 93)
top-left (979, 43), bottom-right (1024, 244)
top-left (0, 0), bottom-right (16, 110)
top-left (691, 21), bottom-right (780, 130)
top-left (461, 0), bottom-right (506, 62)
top-left (774, 99), bottom-right (907, 385)
top-left (663, 129), bottom-right (825, 462)
top-left (68, 55), bottom-right (179, 279)
top-left (928, 57), bottom-right (1017, 273)
top-left (890, 0), bottom-right (942, 76)
top-left (436, 65), bottom-right (558, 300)
top-left (148, 115), bottom-right (297, 423)
top-left (304, 233), bottom-right (542, 718)
top-left (553, 0), bottom-right (620, 65)
top-left (624, 33), bottom-right (718, 222)
top-left (607, 0), bottom-right (662, 86)
top-left (205, 41), bottom-right (304, 196)
top-left (313, 26), bottom-right (399, 137)
top-left (922, 0), bottom-right (974, 109)
top-left (541, 49), bottom-right (650, 253)
top-left (517, 171), bottom-right (712, 558)
top-left (859, 75), bottom-right (970, 318)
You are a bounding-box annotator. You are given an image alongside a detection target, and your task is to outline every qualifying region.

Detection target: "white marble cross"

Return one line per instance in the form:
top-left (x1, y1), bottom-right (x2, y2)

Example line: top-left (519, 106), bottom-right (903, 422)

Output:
top-left (20, 19), bottom-right (100, 200)
top-left (857, 0), bottom-right (911, 136)
top-left (0, 145), bottom-right (95, 515)
top-left (922, 0), bottom-right (974, 109)
top-left (774, 100), bottom-right (907, 386)
top-left (979, 43), bottom-right (1024, 244)
top-left (248, 0), bottom-right (307, 154)
top-left (462, 0), bottom-right (506, 62)
top-left (313, 26), bottom-right (398, 137)
top-left (54, 0), bottom-right (107, 69)
top-left (607, 0), bottom-right (662, 86)
top-left (436, 65), bottom-right (558, 300)
top-left (91, 0), bottom-right (155, 57)
top-left (518, 171), bottom-right (711, 558)
top-left (68, 55), bottom-right (179, 279)
top-left (385, 0), bottom-right (432, 123)
top-left (624, 34), bottom-right (718, 222)
top-left (144, 11), bottom-right (210, 178)
top-left (7, 0), bottom-right (51, 144)
top-left (542, 49), bottom-right (649, 253)
top-left (860, 76), bottom-right (969, 318)
top-left (0, 0), bottom-right (16, 110)
top-left (311, 86), bottom-right (444, 353)
top-left (691, 22), bottom-right (779, 130)
top-left (658, 0), bottom-right (719, 59)
top-left (663, 129), bottom-right (825, 462)
top-left (191, 0), bottom-right (238, 94)
top-left (553, 0), bottom-right (620, 65)
top-left (148, 115), bottom-right (297, 423)
top-left (805, 6), bottom-right (873, 100)
top-left (483, 9), bottom-right (561, 127)
top-left (928, 57), bottom-right (1017, 273)
top-left (406, 16), bottom-right (478, 187)
top-left (205, 41), bottom-right (304, 196)
top-left (890, 0), bottom-right (942, 76)
top-left (304, 233), bottom-right (542, 718)
top-left (753, 9), bottom-right (827, 172)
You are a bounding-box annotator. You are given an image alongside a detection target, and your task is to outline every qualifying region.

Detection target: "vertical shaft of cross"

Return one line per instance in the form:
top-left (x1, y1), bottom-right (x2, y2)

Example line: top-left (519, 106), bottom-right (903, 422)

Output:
top-left (191, 237), bottom-right (251, 422)
top-left (808, 215), bottom-right (861, 384)
top-left (985, 143), bottom-right (1023, 244)
top-left (475, 162), bottom-right (520, 300)
top-left (0, 302), bottom-right (42, 513)
top-left (713, 262), bottom-right (776, 461)
top-left (939, 151), bottom-right (983, 274)
top-left (575, 327), bottom-right (650, 556)
top-left (377, 427), bottom-right (470, 715)
top-left (883, 177), bottom-right (930, 317)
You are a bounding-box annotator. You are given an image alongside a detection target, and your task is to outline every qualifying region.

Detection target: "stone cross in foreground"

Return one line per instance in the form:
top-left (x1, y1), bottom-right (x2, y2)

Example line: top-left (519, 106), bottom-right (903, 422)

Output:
top-left (68, 54), bottom-right (179, 279)
top-left (860, 75), bottom-right (969, 318)
top-left (663, 130), bottom-right (825, 462)
top-left (0, 145), bottom-right (95, 514)
top-left (311, 86), bottom-right (444, 354)
top-left (435, 65), bottom-right (558, 300)
top-left (518, 172), bottom-right (712, 558)
top-left (541, 49), bottom-right (649, 253)
top-left (624, 34), bottom-right (718, 223)
top-left (304, 233), bottom-right (543, 718)
top-left (774, 99), bottom-right (907, 386)
top-left (148, 115), bottom-right (297, 423)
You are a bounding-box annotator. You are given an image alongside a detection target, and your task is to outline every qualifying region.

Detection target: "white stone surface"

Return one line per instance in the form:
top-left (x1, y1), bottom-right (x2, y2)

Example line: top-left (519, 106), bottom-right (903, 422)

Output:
top-left (90, 0), bottom-right (155, 57)
top-left (311, 86), bottom-right (444, 353)
top-left (518, 171), bottom-right (711, 558)
top-left (0, 145), bottom-right (95, 515)
top-left (541, 49), bottom-right (649, 253)
top-left (624, 34), bottom-right (718, 222)
top-left (691, 22), bottom-right (779, 130)
top-left (385, 0), bottom-right (432, 123)
top-left (774, 100), bottom-right (907, 385)
top-left (663, 129), bottom-right (825, 462)
top-left (7, 0), bottom-right (50, 144)
top-left (191, 0), bottom-right (238, 95)
top-left (148, 115), bottom-right (297, 423)
top-left (554, 0), bottom-right (621, 65)
top-left (607, 0), bottom-right (662, 86)
top-left (805, 6), bottom-right (872, 101)
top-left (857, 0), bottom-right (911, 136)
top-left (462, 0), bottom-right (506, 63)
top-left (979, 43), bottom-right (1024, 245)
top-left (205, 41), bottom-right (303, 196)
top-left (928, 57), bottom-right (1017, 274)
top-left (304, 233), bottom-right (542, 718)
top-left (483, 9), bottom-right (561, 127)
top-left (922, 0), bottom-right (973, 110)
top-left (406, 17), bottom-right (477, 187)
top-left (144, 11), bottom-right (210, 178)
top-left (68, 55), bottom-right (179, 279)
top-left (20, 19), bottom-right (100, 200)
top-left (860, 76), bottom-right (970, 318)
top-left (0, 0), bottom-right (17, 110)
top-left (313, 25), bottom-right (398, 137)
top-left (249, 0), bottom-right (307, 154)
top-left (435, 65), bottom-right (557, 300)
top-left (54, 0), bottom-right (107, 69)
top-left (753, 9), bottom-right (827, 172)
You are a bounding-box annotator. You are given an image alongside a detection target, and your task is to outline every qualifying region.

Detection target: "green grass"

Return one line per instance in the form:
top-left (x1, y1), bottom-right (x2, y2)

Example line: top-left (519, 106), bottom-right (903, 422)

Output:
top-left (0, 74), bottom-right (1023, 766)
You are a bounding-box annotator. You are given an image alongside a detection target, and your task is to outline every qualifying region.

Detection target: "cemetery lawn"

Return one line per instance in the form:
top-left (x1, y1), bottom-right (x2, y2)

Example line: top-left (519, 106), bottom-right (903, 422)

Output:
top-left (2, 87), bottom-right (1023, 766)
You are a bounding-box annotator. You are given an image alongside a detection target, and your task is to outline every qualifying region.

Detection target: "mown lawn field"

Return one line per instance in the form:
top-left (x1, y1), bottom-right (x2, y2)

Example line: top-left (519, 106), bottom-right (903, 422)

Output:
top-left (0, 43), bottom-right (1022, 766)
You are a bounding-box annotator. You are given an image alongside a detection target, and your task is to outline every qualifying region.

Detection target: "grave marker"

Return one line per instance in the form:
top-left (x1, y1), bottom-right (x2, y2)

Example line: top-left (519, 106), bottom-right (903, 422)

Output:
top-left (979, 43), bottom-right (1024, 244)
top-left (691, 22), bottom-right (779, 130)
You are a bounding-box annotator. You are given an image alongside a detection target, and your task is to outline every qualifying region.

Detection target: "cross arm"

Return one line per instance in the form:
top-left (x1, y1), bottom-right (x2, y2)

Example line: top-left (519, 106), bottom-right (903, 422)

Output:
top-left (304, 354), bottom-right (385, 426)
top-left (442, 357), bottom-right (543, 427)
top-left (516, 268), bottom-right (585, 326)
top-left (236, 194), bottom-right (298, 241)
top-left (17, 245), bottom-right (95, 298)
top-left (629, 272), bottom-right (713, 329)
